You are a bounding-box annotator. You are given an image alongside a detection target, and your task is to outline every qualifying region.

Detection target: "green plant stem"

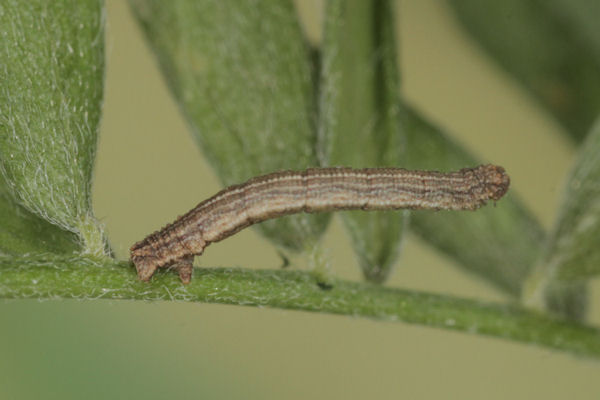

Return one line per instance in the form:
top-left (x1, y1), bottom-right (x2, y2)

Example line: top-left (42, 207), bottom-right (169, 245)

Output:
top-left (1, 255), bottom-right (599, 359)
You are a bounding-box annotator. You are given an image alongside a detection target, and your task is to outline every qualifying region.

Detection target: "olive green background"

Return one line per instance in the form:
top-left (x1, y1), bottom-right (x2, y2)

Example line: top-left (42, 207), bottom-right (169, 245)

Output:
top-left (2, 1), bottom-right (600, 398)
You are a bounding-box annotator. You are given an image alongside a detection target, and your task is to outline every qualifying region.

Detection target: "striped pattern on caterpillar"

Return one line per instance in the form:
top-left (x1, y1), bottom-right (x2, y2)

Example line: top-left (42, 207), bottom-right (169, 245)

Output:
top-left (130, 164), bottom-right (510, 283)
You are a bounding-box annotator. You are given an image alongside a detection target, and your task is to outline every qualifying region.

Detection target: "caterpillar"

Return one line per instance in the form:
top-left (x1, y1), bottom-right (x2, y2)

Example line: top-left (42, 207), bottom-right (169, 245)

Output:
top-left (130, 164), bottom-right (510, 283)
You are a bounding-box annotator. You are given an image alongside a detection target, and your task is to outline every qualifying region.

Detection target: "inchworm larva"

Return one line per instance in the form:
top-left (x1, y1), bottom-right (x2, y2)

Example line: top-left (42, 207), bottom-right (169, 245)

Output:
top-left (130, 164), bottom-right (509, 283)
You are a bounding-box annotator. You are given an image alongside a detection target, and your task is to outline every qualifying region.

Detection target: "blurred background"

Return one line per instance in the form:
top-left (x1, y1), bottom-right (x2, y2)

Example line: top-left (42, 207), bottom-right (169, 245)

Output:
top-left (2, 1), bottom-right (600, 398)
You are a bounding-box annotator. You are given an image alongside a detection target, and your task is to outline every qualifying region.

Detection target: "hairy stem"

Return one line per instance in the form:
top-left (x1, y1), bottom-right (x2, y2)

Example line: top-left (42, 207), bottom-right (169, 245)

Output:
top-left (1, 254), bottom-right (599, 359)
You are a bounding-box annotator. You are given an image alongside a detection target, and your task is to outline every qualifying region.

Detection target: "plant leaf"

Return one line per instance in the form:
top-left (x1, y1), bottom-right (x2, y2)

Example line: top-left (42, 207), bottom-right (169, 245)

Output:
top-left (130, 0), bottom-right (329, 253)
top-left (544, 0), bottom-right (600, 61)
top-left (319, 0), bottom-right (406, 282)
top-left (0, 174), bottom-right (78, 256)
top-left (402, 105), bottom-right (545, 296)
top-left (548, 118), bottom-right (600, 280)
top-left (523, 120), bottom-right (600, 320)
top-left (0, 0), bottom-right (107, 256)
top-left (448, 0), bottom-right (600, 142)
top-left (523, 117), bottom-right (600, 315)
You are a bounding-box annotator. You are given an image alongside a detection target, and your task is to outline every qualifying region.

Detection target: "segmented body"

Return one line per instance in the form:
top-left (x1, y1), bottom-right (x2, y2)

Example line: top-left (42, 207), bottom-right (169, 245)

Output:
top-left (130, 164), bottom-right (510, 283)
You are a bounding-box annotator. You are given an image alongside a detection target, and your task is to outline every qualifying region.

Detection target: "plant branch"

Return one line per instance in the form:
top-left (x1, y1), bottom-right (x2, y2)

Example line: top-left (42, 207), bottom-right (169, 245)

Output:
top-left (1, 254), bottom-right (599, 359)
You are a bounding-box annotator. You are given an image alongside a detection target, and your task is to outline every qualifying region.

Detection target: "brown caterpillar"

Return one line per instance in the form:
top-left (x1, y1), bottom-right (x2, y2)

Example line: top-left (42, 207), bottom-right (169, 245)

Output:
top-left (130, 164), bottom-right (510, 283)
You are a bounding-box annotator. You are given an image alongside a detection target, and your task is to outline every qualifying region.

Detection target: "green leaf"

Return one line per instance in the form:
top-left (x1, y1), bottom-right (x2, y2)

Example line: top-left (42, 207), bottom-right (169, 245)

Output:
top-left (0, 0), bottom-right (107, 256)
top-left (0, 174), bottom-right (78, 256)
top-left (319, 0), bottom-right (406, 282)
top-left (402, 105), bottom-right (545, 296)
top-left (130, 0), bottom-right (329, 253)
top-left (448, 0), bottom-right (600, 142)
top-left (544, 0), bottom-right (600, 64)
top-left (547, 118), bottom-right (600, 279)
top-left (523, 117), bottom-right (600, 317)
top-left (2, 256), bottom-right (600, 359)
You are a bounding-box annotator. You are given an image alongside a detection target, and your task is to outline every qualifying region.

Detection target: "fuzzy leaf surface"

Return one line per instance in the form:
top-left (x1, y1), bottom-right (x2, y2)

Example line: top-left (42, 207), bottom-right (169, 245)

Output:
top-left (539, 118), bottom-right (600, 280)
top-left (0, 0), bottom-right (106, 255)
top-left (0, 175), bottom-right (78, 256)
top-left (319, 0), bottom-right (406, 282)
top-left (130, 0), bottom-right (329, 253)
